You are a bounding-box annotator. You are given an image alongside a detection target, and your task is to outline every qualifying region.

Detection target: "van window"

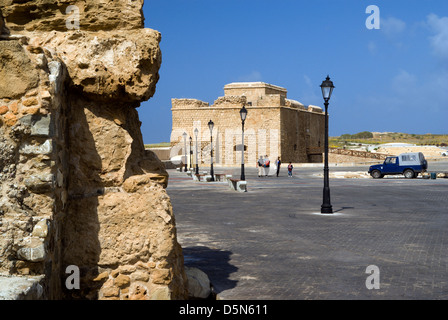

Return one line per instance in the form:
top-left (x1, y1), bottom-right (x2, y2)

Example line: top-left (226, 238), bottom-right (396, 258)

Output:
top-left (402, 155), bottom-right (416, 162)
top-left (385, 157), bottom-right (397, 164)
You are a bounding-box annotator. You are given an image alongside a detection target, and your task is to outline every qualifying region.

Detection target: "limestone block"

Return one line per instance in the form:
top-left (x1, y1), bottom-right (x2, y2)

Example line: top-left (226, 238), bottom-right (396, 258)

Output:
top-left (24, 173), bottom-right (54, 193)
top-left (0, 276), bottom-right (45, 300)
top-left (31, 29), bottom-right (162, 103)
top-left (19, 114), bottom-right (53, 137)
top-left (17, 237), bottom-right (46, 262)
top-left (47, 61), bottom-right (63, 94)
top-left (19, 139), bottom-right (52, 155)
top-left (185, 267), bottom-right (211, 299)
top-left (31, 219), bottom-right (49, 238)
top-left (147, 286), bottom-right (171, 300)
top-left (0, 41), bottom-right (39, 99)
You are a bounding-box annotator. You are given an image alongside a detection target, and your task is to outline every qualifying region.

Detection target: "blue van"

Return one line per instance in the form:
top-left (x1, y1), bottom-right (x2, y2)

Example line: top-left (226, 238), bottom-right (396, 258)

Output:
top-left (368, 152), bottom-right (428, 179)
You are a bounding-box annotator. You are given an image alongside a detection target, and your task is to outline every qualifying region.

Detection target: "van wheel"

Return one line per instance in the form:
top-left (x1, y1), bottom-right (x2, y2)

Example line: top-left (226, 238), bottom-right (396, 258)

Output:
top-left (371, 170), bottom-right (383, 179)
top-left (404, 169), bottom-right (415, 179)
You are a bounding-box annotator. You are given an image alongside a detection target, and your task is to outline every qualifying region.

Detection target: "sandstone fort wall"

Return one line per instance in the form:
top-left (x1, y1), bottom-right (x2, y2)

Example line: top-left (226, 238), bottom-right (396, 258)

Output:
top-left (171, 82), bottom-right (325, 166)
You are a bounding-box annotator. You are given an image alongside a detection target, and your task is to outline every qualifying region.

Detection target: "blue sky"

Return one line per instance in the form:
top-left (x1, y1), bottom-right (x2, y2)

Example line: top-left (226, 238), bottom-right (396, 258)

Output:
top-left (139, 0), bottom-right (448, 143)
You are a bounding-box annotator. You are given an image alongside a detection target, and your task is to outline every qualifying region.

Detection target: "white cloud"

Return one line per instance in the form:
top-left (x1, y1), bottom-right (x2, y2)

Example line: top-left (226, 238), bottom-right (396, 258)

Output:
top-left (303, 75), bottom-right (313, 87)
top-left (300, 75), bottom-right (320, 105)
top-left (389, 69), bottom-right (447, 113)
top-left (367, 41), bottom-right (377, 54)
top-left (381, 17), bottom-right (406, 37)
top-left (391, 70), bottom-right (417, 95)
top-left (426, 14), bottom-right (448, 59)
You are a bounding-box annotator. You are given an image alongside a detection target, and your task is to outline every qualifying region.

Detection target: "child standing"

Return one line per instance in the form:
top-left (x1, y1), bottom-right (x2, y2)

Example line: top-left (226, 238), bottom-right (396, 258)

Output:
top-left (287, 162), bottom-right (293, 177)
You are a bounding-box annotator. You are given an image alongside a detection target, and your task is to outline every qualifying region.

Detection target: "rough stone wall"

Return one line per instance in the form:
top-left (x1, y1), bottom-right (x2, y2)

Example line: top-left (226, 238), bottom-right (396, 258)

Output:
top-left (280, 107), bottom-right (325, 163)
top-left (0, 0), bottom-right (144, 32)
top-left (0, 35), bottom-right (69, 299)
top-left (0, 2), bottom-right (188, 300)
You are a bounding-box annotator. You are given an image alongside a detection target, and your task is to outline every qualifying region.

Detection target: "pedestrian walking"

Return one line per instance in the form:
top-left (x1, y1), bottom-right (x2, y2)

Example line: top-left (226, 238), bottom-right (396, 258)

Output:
top-left (287, 162), bottom-right (293, 177)
top-left (276, 157), bottom-right (281, 177)
top-left (257, 156), bottom-right (264, 177)
top-left (264, 155), bottom-right (270, 177)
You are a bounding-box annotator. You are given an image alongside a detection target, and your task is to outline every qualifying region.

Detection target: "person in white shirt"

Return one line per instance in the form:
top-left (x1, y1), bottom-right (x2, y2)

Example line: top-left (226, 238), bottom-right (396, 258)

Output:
top-left (263, 155), bottom-right (270, 177)
top-left (257, 156), bottom-right (264, 177)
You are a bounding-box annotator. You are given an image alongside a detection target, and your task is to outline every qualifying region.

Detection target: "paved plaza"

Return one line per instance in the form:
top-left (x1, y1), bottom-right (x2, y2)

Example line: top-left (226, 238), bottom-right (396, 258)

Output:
top-left (167, 162), bottom-right (448, 300)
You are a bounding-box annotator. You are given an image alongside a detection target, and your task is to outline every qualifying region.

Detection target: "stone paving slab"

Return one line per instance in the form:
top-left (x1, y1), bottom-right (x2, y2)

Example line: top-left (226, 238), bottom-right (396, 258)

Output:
top-left (167, 165), bottom-right (448, 300)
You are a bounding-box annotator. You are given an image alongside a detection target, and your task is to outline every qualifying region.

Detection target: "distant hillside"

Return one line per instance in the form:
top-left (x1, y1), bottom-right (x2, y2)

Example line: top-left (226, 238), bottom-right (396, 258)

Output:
top-left (331, 132), bottom-right (448, 148)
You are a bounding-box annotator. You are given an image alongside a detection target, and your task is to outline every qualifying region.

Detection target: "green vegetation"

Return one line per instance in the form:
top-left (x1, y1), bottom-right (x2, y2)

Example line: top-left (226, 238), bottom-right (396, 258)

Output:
top-left (144, 142), bottom-right (171, 148)
top-left (340, 131), bottom-right (373, 140)
top-left (330, 132), bottom-right (448, 149)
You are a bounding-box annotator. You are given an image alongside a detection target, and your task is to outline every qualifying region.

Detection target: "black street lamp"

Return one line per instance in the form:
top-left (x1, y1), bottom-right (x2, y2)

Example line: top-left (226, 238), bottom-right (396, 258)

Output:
top-left (182, 132), bottom-right (188, 172)
top-left (208, 120), bottom-right (215, 181)
top-left (194, 128), bottom-right (199, 175)
top-left (320, 75), bottom-right (335, 214)
top-left (239, 105), bottom-right (248, 181)
top-left (189, 136), bottom-right (193, 171)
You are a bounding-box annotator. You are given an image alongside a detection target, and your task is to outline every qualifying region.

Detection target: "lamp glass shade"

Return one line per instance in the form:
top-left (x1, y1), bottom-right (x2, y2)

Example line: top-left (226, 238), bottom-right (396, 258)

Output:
top-left (240, 105), bottom-right (248, 122)
top-left (208, 120), bottom-right (214, 133)
top-left (194, 128), bottom-right (198, 136)
top-left (320, 75), bottom-right (335, 101)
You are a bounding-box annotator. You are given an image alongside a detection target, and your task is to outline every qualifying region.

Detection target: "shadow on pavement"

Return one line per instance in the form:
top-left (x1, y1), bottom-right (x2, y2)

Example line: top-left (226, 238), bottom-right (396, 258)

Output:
top-left (333, 206), bottom-right (355, 213)
top-left (182, 246), bottom-right (238, 294)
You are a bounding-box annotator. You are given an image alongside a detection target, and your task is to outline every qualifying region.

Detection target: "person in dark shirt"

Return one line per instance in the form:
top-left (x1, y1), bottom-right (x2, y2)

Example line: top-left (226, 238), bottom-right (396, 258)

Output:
top-left (276, 157), bottom-right (281, 177)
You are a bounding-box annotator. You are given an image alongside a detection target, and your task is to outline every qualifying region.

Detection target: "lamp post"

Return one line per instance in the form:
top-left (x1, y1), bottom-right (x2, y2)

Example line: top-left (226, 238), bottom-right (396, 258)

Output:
top-left (208, 120), bottom-right (215, 181)
top-left (183, 132), bottom-right (188, 172)
top-left (239, 105), bottom-right (248, 180)
top-left (320, 75), bottom-right (335, 214)
top-left (189, 136), bottom-right (193, 171)
top-left (194, 128), bottom-right (199, 175)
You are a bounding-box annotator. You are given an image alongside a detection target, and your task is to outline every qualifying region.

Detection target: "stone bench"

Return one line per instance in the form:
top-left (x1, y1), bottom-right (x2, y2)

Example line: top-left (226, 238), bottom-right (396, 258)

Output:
top-left (198, 173), bottom-right (227, 182)
top-left (193, 174), bottom-right (206, 181)
top-left (214, 173), bottom-right (227, 182)
top-left (228, 178), bottom-right (247, 192)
